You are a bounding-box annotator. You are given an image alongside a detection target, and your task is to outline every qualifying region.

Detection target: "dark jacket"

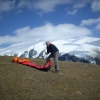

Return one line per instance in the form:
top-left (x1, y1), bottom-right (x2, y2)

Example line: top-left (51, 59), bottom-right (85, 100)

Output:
top-left (47, 44), bottom-right (59, 57)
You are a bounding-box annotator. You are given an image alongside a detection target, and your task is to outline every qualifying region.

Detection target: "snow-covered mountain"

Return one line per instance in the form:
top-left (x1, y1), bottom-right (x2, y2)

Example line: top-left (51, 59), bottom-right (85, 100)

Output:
top-left (0, 37), bottom-right (100, 59)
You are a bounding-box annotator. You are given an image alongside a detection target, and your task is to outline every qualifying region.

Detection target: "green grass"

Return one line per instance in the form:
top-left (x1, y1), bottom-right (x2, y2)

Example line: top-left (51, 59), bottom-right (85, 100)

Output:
top-left (0, 56), bottom-right (100, 100)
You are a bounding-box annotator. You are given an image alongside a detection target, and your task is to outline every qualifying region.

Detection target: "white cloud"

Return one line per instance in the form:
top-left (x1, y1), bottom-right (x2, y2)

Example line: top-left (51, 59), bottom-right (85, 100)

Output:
top-left (33, 0), bottom-right (72, 12)
top-left (80, 17), bottom-right (100, 30)
top-left (10, 23), bottom-right (93, 40)
top-left (0, 0), bottom-right (16, 19)
top-left (0, 0), bottom-right (97, 16)
top-left (0, 35), bottom-right (14, 44)
top-left (66, 0), bottom-right (91, 15)
top-left (0, 0), bottom-right (98, 17)
top-left (72, 0), bottom-right (92, 9)
top-left (91, 0), bottom-right (100, 12)
top-left (96, 23), bottom-right (100, 30)
top-left (0, 0), bottom-right (15, 13)
top-left (17, 0), bottom-right (72, 12)
top-left (67, 9), bottom-right (78, 15)
top-left (80, 17), bottom-right (100, 26)
top-left (0, 23), bottom-right (92, 45)
top-left (73, 3), bottom-right (86, 9)
top-left (17, 0), bottom-right (32, 9)
top-left (18, 0), bottom-right (91, 13)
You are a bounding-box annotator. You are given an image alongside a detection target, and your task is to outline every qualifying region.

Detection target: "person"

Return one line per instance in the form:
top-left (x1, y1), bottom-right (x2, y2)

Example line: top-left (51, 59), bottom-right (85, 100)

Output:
top-left (45, 41), bottom-right (59, 73)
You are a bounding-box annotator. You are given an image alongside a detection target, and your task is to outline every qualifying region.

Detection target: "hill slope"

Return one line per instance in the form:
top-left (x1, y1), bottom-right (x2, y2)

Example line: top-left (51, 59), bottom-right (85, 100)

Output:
top-left (0, 56), bottom-right (100, 100)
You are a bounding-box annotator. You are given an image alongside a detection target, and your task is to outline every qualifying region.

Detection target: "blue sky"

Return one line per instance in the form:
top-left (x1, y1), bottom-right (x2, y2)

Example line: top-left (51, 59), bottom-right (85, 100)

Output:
top-left (0, 0), bottom-right (100, 48)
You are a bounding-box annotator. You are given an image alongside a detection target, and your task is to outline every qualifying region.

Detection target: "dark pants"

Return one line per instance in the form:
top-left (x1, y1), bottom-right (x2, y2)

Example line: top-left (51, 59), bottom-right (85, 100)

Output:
top-left (46, 51), bottom-right (59, 71)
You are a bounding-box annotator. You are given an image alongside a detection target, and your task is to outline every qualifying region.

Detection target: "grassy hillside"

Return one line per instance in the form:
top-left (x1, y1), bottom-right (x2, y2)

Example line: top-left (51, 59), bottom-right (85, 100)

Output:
top-left (0, 56), bottom-right (100, 100)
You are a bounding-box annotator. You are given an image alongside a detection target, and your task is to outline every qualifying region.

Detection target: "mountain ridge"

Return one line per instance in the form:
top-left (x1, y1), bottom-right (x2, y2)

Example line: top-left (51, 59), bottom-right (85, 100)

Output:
top-left (0, 37), bottom-right (100, 60)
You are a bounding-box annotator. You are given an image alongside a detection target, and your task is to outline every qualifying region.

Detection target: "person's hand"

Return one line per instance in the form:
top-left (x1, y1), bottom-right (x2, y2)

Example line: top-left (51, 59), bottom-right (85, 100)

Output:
top-left (45, 52), bottom-right (48, 55)
top-left (50, 58), bottom-right (52, 61)
top-left (45, 52), bottom-right (47, 55)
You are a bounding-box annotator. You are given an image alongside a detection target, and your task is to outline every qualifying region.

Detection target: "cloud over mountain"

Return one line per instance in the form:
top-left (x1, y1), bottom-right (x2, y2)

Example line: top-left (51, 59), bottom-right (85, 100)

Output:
top-left (0, 23), bottom-right (92, 46)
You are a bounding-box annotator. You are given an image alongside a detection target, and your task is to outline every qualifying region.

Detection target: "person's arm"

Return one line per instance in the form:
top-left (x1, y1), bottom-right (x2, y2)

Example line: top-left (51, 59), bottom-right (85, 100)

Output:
top-left (45, 46), bottom-right (49, 55)
top-left (45, 52), bottom-right (48, 55)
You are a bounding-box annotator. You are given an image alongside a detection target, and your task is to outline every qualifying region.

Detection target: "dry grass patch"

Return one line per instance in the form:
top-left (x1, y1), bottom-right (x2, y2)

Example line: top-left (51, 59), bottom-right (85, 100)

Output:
top-left (0, 56), bottom-right (100, 100)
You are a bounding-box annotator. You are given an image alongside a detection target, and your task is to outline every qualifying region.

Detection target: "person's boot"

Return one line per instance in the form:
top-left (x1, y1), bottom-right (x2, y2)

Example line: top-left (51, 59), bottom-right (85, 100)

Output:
top-left (55, 65), bottom-right (59, 73)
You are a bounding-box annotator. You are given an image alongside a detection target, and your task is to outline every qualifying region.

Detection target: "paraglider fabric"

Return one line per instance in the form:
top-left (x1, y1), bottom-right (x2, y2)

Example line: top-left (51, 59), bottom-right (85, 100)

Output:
top-left (12, 57), bottom-right (51, 71)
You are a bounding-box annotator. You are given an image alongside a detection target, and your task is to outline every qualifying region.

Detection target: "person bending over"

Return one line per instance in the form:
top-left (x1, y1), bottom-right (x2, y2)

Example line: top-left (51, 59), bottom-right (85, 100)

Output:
top-left (45, 41), bottom-right (59, 72)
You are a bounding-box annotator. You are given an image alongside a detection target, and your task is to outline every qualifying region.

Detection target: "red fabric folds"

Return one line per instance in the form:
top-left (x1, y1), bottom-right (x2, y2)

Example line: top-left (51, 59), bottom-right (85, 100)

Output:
top-left (21, 61), bottom-right (51, 70)
top-left (12, 57), bottom-right (51, 71)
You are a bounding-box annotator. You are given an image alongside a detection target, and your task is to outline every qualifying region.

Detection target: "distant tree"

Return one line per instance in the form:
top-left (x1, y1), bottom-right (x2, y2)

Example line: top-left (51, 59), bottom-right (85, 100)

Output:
top-left (4, 54), bottom-right (9, 56)
top-left (58, 53), bottom-right (90, 63)
top-left (92, 48), bottom-right (100, 65)
top-left (87, 48), bottom-right (100, 65)
top-left (80, 57), bottom-right (90, 63)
